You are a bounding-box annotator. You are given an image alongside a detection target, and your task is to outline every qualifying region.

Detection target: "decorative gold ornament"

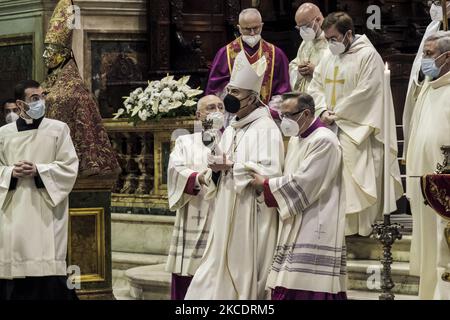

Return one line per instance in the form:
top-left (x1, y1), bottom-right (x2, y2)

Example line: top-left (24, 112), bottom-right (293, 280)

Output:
top-left (44, 0), bottom-right (74, 47)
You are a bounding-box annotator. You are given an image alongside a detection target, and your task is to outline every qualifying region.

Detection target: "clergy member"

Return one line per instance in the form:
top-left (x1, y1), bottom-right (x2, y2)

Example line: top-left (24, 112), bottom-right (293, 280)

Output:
top-left (185, 50), bottom-right (284, 300)
top-left (0, 80), bottom-right (79, 299)
top-left (166, 95), bottom-right (225, 300)
top-left (308, 12), bottom-right (403, 236)
top-left (406, 31), bottom-right (450, 300)
top-left (403, 1), bottom-right (450, 159)
top-left (2, 99), bottom-right (20, 125)
top-left (205, 8), bottom-right (291, 105)
top-left (289, 3), bottom-right (328, 92)
top-left (250, 92), bottom-right (347, 300)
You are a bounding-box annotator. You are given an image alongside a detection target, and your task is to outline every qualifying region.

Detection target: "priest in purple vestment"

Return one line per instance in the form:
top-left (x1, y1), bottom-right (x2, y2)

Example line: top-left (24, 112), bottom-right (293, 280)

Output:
top-left (206, 8), bottom-right (291, 122)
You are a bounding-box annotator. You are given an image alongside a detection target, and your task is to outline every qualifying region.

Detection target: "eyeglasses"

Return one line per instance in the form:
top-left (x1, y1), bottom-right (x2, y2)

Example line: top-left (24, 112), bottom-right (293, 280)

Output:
top-left (280, 110), bottom-right (303, 120)
top-left (205, 103), bottom-right (224, 112)
top-left (295, 17), bottom-right (317, 31)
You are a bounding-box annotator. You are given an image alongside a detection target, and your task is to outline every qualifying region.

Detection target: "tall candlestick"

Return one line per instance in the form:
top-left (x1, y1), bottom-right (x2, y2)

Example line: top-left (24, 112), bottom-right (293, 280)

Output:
top-left (384, 62), bottom-right (391, 215)
top-left (442, 0), bottom-right (448, 31)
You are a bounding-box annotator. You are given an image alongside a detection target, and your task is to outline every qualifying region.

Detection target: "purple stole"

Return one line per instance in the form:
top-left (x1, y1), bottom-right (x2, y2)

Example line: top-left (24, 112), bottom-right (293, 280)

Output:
top-left (226, 37), bottom-right (275, 104)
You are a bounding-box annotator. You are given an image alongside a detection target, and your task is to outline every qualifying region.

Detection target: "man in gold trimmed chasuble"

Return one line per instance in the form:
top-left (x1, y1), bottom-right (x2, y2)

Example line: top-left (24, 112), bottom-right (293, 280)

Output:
top-left (42, 0), bottom-right (119, 177)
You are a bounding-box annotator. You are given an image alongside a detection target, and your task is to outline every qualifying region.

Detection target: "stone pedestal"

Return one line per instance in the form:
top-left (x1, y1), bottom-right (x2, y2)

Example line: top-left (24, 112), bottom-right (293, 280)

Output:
top-left (68, 176), bottom-right (117, 300)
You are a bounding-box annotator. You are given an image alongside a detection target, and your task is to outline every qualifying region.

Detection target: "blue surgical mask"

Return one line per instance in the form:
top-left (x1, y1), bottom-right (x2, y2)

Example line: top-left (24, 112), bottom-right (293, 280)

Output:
top-left (421, 56), bottom-right (443, 79)
top-left (25, 99), bottom-right (46, 119)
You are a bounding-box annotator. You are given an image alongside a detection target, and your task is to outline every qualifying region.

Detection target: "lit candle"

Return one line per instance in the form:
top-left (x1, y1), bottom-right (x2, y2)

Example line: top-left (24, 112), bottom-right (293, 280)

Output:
top-left (384, 62), bottom-right (391, 215)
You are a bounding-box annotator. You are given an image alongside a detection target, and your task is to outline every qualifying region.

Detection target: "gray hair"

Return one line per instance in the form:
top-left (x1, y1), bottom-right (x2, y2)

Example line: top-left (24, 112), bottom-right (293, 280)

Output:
top-left (239, 8), bottom-right (262, 23)
top-left (425, 31), bottom-right (450, 53)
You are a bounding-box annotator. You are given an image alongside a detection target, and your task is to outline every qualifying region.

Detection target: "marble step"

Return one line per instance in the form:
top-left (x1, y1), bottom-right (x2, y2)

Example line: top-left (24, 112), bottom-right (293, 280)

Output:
top-left (346, 235), bottom-right (412, 262)
top-left (111, 213), bottom-right (175, 256)
top-left (347, 290), bottom-right (418, 300)
top-left (125, 264), bottom-right (171, 300)
top-left (347, 259), bottom-right (419, 296)
top-left (112, 251), bottom-right (167, 270)
top-left (116, 261), bottom-right (420, 300)
top-left (112, 269), bottom-right (136, 300)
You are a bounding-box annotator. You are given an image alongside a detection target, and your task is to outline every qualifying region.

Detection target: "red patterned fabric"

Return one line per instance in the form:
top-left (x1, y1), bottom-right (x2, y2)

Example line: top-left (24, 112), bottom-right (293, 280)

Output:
top-left (264, 179), bottom-right (278, 208)
top-left (421, 174), bottom-right (450, 220)
top-left (184, 172), bottom-right (199, 196)
top-left (43, 59), bottom-right (120, 177)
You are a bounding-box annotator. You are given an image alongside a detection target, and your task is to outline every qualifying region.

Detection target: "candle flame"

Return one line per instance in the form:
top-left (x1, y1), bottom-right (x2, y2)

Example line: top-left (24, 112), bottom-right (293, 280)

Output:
top-left (385, 62), bottom-right (389, 71)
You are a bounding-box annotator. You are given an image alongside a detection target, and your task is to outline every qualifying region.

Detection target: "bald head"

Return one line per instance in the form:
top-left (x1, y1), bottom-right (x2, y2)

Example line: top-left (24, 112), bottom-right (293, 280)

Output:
top-left (239, 8), bottom-right (262, 25)
top-left (295, 3), bottom-right (324, 38)
top-left (196, 95), bottom-right (224, 121)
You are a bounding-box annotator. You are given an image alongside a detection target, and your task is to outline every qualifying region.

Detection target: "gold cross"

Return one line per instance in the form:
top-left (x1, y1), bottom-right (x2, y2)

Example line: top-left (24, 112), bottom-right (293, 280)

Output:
top-left (325, 66), bottom-right (345, 110)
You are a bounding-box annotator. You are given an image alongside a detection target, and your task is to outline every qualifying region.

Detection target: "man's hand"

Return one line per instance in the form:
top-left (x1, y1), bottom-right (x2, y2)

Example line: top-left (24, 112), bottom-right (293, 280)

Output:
top-left (12, 160), bottom-right (37, 178)
top-left (298, 62), bottom-right (315, 76)
top-left (250, 172), bottom-right (266, 194)
top-left (208, 153), bottom-right (233, 172)
top-left (12, 162), bottom-right (26, 178)
top-left (320, 110), bottom-right (337, 126)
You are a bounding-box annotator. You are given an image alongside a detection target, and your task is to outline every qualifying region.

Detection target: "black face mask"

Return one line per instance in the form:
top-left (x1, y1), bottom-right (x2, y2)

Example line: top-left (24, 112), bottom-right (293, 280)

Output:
top-left (223, 94), bottom-right (252, 114)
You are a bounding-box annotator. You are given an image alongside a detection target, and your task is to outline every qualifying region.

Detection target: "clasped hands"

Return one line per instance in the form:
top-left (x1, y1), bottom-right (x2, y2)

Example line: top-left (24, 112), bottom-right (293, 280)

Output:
top-left (298, 61), bottom-right (315, 76)
top-left (207, 151), bottom-right (269, 195)
top-left (320, 110), bottom-right (338, 126)
top-left (12, 160), bottom-right (37, 178)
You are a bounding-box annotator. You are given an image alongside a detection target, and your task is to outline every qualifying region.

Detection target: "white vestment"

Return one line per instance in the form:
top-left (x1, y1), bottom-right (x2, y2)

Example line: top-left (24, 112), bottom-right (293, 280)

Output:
top-left (166, 132), bottom-right (216, 276)
top-left (266, 125), bottom-right (347, 294)
top-left (185, 107), bottom-right (284, 300)
top-left (289, 32), bottom-right (329, 92)
top-left (0, 118), bottom-right (78, 278)
top-left (403, 21), bottom-right (441, 159)
top-left (308, 34), bottom-right (403, 236)
top-left (406, 71), bottom-right (450, 299)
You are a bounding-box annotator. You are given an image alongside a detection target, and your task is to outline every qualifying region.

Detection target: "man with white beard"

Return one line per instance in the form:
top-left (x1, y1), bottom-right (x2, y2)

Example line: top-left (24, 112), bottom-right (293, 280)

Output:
top-left (186, 50), bottom-right (284, 300)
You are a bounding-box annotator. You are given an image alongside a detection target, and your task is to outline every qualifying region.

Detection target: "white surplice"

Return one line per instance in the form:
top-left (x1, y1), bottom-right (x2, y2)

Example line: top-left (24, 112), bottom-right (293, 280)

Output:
top-left (406, 71), bottom-right (450, 299)
top-left (403, 21), bottom-right (441, 159)
top-left (0, 118), bottom-right (78, 278)
top-left (185, 107), bottom-right (284, 300)
top-left (266, 125), bottom-right (347, 294)
top-left (166, 132), bottom-right (216, 276)
top-left (308, 34), bottom-right (403, 236)
top-left (289, 32), bottom-right (329, 93)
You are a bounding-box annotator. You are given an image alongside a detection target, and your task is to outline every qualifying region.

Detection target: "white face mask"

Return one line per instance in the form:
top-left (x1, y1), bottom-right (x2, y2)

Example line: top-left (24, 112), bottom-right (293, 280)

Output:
top-left (242, 34), bottom-right (261, 48)
top-left (25, 99), bottom-right (46, 120)
top-left (5, 112), bottom-right (19, 124)
top-left (328, 32), bottom-right (349, 56)
top-left (430, 3), bottom-right (444, 21)
top-left (206, 111), bottom-right (225, 130)
top-left (280, 112), bottom-right (306, 137)
top-left (299, 20), bottom-right (317, 41)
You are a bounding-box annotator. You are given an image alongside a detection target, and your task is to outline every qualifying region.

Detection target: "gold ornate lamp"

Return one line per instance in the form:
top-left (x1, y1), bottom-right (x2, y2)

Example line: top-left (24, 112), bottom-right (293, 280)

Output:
top-left (421, 145), bottom-right (450, 283)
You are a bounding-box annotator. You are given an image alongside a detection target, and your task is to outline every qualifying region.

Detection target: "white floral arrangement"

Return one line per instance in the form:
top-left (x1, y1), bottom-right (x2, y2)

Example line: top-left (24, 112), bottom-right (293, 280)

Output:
top-left (113, 75), bottom-right (203, 123)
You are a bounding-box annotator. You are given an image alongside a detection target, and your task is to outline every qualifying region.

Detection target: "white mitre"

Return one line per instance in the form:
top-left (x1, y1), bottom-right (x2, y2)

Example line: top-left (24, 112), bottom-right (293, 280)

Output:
top-left (228, 51), bottom-right (267, 94)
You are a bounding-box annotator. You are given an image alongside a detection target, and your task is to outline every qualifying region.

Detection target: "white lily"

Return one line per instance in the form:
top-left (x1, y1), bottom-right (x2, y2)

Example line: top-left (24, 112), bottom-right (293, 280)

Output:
top-left (131, 105), bottom-right (142, 117)
top-left (172, 91), bottom-right (185, 101)
top-left (168, 101), bottom-right (183, 110)
top-left (113, 108), bottom-right (125, 119)
top-left (184, 100), bottom-right (197, 107)
top-left (186, 89), bottom-right (203, 98)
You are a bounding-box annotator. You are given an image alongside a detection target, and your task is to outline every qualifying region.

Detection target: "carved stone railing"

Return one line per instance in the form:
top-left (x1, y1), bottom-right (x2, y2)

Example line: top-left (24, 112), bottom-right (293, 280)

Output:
top-left (104, 116), bottom-right (196, 214)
